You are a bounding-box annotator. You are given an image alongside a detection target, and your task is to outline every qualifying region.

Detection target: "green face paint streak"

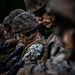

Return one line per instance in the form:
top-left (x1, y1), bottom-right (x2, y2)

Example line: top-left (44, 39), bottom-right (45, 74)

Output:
top-left (65, 50), bottom-right (72, 57)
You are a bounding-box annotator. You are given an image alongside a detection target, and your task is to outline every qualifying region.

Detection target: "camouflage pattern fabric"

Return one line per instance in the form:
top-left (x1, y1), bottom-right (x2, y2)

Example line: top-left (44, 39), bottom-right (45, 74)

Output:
top-left (22, 34), bottom-right (75, 75)
top-left (9, 9), bottom-right (25, 23)
top-left (3, 16), bottom-right (10, 25)
top-left (0, 12), bottom-right (40, 74)
top-left (24, 0), bottom-right (47, 13)
top-left (16, 38), bottom-right (47, 75)
top-left (43, 34), bottom-right (75, 75)
top-left (12, 12), bottom-right (38, 34)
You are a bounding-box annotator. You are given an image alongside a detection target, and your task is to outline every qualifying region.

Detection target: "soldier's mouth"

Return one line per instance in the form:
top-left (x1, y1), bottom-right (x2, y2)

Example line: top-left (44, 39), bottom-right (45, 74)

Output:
top-left (43, 22), bottom-right (51, 26)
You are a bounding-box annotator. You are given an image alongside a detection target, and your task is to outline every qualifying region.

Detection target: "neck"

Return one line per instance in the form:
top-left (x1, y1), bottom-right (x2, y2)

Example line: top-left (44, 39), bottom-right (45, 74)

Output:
top-left (31, 32), bottom-right (41, 42)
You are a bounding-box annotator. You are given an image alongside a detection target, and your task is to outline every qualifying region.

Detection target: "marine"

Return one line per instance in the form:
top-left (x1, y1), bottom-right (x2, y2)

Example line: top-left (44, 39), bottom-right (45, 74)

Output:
top-left (6, 12), bottom-right (47, 75)
top-left (40, 0), bottom-right (75, 75)
top-left (24, 0), bottom-right (55, 39)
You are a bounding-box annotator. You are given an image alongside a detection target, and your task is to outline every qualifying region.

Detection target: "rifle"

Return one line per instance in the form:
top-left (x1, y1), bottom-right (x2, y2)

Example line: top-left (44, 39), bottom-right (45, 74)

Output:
top-left (7, 60), bottom-right (24, 75)
top-left (0, 45), bottom-right (24, 73)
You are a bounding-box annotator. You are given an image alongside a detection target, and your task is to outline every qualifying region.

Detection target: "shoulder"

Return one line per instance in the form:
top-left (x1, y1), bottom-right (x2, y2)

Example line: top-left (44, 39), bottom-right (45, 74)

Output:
top-left (26, 38), bottom-right (47, 50)
top-left (28, 43), bottom-right (44, 50)
top-left (22, 38), bottom-right (46, 57)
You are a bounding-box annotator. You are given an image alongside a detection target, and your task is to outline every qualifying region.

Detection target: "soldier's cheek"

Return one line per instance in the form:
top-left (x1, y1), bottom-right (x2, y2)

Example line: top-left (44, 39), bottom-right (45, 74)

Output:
top-left (46, 23), bottom-right (53, 28)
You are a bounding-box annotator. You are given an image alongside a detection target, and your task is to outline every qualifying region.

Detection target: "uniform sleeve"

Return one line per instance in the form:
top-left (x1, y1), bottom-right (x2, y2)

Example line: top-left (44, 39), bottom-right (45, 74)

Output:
top-left (45, 35), bottom-right (73, 75)
top-left (45, 45), bottom-right (73, 75)
top-left (23, 43), bottom-right (44, 62)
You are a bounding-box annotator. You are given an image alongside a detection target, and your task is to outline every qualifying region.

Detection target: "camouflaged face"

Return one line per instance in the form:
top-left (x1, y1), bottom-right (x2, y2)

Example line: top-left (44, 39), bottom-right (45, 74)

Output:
top-left (9, 9), bottom-right (25, 22)
top-left (12, 12), bottom-right (38, 33)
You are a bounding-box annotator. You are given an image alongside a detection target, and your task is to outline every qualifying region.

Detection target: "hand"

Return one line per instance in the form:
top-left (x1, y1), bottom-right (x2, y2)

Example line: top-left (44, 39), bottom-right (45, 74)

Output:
top-left (4, 39), bottom-right (17, 45)
top-left (4, 39), bottom-right (17, 48)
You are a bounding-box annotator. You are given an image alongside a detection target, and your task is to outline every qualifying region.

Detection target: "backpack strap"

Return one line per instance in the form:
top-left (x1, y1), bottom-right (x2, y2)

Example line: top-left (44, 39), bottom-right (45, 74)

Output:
top-left (41, 33), bottom-right (55, 63)
top-left (22, 39), bottom-right (47, 57)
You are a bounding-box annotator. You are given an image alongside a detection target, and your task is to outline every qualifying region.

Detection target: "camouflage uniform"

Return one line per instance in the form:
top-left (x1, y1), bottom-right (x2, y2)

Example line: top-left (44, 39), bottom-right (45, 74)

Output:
top-left (0, 9), bottom-right (26, 63)
top-left (0, 24), bottom-right (11, 74)
top-left (27, 33), bottom-right (75, 75)
top-left (7, 12), bottom-right (47, 75)
top-left (0, 9), bottom-right (26, 66)
top-left (19, 0), bottom-right (75, 75)
top-left (43, 0), bottom-right (75, 75)
top-left (44, 33), bottom-right (67, 75)
top-left (17, 38), bottom-right (47, 75)
top-left (0, 10), bottom-right (26, 74)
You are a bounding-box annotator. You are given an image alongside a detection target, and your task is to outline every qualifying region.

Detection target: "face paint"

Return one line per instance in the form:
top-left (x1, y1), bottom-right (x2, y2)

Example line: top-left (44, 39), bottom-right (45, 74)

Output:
top-left (65, 50), bottom-right (72, 58)
top-left (42, 13), bottom-right (55, 28)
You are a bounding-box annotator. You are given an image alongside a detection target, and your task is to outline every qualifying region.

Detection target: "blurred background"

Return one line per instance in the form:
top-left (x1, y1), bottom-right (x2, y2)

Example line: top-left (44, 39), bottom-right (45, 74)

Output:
top-left (0, 0), bottom-right (26, 23)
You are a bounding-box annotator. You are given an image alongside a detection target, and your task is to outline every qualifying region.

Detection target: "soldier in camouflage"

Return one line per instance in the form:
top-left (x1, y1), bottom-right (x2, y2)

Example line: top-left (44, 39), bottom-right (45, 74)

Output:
top-left (24, 0), bottom-right (55, 39)
top-left (6, 12), bottom-right (47, 75)
top-left (40, 0), bottom-right (75, 75)
top-left (3, 9), bottom-right (25, 39)
top-left (22, 0), bottom-right (75, 75)
top-left (0, 9), bottom-right (25, 74)
top-left (9, 9), bottom-right (25, 24)
top-left (1, 9), bottom-right (25, 59)
top-left (0, 9), bottom-right (26, 62)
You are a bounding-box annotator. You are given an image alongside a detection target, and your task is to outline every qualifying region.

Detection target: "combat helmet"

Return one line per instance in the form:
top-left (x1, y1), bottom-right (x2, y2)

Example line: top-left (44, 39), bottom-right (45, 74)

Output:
top-left (3, 16), bottom-right (10, 25)
top-left (24, 0), bottom-right (47, 14)
top-left (3, 16), bottom-right (12, 32)
top-left (0, 24), bottom-right (4, 34)
top-left (9, 9), bottom-right (25, 23)
top-left (12, 12), bottom-right (38, 37)
top-left (46, 0), bottom-right (75, 24)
